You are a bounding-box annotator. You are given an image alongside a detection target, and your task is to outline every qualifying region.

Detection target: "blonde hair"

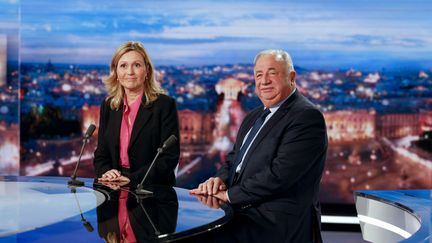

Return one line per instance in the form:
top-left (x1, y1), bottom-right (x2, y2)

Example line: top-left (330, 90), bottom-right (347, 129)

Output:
top-left (103, 41), bottom-right (164, 110)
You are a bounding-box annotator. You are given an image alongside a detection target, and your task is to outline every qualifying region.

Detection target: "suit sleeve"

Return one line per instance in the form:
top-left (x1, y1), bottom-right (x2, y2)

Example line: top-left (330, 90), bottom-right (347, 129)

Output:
top-left (215, 150), bottom-right (234, 184)
top-left (93, 100), bottom-right (113, 177)
top-left (227, 108), bottom-right (327, 205)
top-left (154, 98), bottom-right (180, 182)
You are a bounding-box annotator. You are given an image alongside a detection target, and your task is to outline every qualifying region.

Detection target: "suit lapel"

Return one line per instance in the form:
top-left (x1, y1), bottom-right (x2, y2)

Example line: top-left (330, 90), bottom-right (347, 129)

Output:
top-left (129, 100), bottom-right (153, 150)
top-left (237, 90), bottom-right (299, 177)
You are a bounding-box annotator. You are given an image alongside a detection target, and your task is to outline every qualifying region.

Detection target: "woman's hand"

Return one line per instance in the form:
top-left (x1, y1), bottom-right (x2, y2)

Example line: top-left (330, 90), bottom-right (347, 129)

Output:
top-left (98, 169), bottom-right (130, 184)
top-left (98, 178), bottom-right (130, 190)
top-left (100, 169), bottom-right (121, 180)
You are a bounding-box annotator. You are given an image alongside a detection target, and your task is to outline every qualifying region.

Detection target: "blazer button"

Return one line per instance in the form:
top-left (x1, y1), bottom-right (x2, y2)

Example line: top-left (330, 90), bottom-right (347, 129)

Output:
top-left (241, 204), bottom-right (251, 209)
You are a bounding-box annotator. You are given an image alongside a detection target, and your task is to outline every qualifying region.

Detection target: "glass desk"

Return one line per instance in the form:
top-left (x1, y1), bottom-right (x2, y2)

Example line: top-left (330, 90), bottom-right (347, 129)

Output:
top-left (0, 176), bottom-right (232, 242)
top-left (355, 190), bottom-right (432, 243)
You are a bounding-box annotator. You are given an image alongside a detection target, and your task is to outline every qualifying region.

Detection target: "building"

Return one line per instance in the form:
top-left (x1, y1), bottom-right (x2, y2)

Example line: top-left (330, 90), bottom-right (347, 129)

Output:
top-left (419, 110), bottom-right (432, 132)
top-left (178, 109), bottom-right (214, 145)
top-left (178, 109), bottom-right (214, 165)
top-left (215, 77), bottom-right (246, 100)
top-left (0, 122), bottom-right (19, 175)
top-left (376, 113), bottom-right (420, 138)
top-left (324, 110), bottom-right (375, 143)
top-left (81, 104), bottom-right (100, 135)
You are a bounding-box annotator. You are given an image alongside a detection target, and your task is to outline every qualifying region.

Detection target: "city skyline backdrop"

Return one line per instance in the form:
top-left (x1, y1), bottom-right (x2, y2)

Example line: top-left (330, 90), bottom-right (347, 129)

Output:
top-left (0, 0), bottom-right (431, 205)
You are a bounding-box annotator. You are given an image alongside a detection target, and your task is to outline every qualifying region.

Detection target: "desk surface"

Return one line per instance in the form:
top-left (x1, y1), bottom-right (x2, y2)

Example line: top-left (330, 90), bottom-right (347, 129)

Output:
top-left (355, 189), bottom-right (432, 243)
top-left (0, 176), bottom-right (232, 242)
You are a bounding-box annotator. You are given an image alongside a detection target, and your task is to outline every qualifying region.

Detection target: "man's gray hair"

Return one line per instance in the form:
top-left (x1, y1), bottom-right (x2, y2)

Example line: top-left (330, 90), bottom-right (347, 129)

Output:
top-left (254, 49), bottom-right (295, 73)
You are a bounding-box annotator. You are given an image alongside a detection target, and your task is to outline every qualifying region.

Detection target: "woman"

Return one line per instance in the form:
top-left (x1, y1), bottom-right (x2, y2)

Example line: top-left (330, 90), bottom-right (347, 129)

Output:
top-left (94, 41), bottom-right (180, 186)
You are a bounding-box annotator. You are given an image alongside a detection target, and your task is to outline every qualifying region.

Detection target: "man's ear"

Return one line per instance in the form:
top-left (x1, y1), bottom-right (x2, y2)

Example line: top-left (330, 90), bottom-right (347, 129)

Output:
top-left (289, 71), bottom-right (296, 84)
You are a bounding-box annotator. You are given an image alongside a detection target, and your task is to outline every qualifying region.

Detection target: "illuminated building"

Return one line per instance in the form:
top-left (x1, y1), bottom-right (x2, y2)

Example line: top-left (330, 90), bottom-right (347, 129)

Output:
top-left (419, 71), bottom-right (429, 79)
top-left (324, 110), bottom-right (375, 143)
top-left (363, 72), bottom-right (380, 84)
top-left (214, 78), bottom-right (246, 142)
top-left (178, 78), bottom-right (248, 167)
top-left (178, 109), bottom-right (214, 165)
top-left (0, 122), bottom-right (19, 175)
top-left (215, 77), bottom-right (246, 100)
top-left (345, 68), bottom-right (362, 77)
top-left (81, 104), bottom-right (100, 135)
top-left (419, 110), bottom-right (432, 132)
top-left (377, 113), bottom-right (420, 138)
top-left (178, 109), bottom-right (214, 145)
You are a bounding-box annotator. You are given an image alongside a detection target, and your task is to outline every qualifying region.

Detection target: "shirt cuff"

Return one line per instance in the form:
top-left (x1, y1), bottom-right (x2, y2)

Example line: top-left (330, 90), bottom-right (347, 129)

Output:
top-left (226, 190), bottom-right (231, 203)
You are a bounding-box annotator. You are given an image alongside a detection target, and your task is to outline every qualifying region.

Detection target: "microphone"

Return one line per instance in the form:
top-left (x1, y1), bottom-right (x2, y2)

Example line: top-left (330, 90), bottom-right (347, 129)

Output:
top-left (68, 124), bottom-right (97, 186)
top-left (69, 185), bottom-right (94, 232)
top-left (84, 124), bottom-right (96, 139)
top-left (135, 135), bottom-right (178, 196)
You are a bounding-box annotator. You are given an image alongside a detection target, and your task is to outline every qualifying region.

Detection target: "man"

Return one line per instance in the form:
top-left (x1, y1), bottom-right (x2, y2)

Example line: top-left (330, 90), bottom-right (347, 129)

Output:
top-left (191, 49), bottom-right (328, 242)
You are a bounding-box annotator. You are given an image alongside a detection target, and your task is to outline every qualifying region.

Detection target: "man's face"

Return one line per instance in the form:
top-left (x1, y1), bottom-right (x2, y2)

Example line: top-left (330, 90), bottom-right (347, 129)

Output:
top-left (254, 54), bottom-right (295, 108)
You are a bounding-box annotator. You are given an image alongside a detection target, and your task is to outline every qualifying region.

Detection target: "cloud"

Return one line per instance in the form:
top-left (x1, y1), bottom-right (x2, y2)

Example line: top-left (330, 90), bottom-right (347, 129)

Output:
top-left (341, 35), bottom-right (427, 48)
top-left (112, 20), bottom-right (118, 29)
top-left (43, 24), bottom-right (52, 32)
top-left (21, 46), bottom-right (113, 64)
top-left (80, 21), bottom-right (107, 29)
top-left (0, 21), bottom-right (19, 30)
top-left (125, 15), bottom-right (431, 55)
top-left (17, 0), bottom-right (432, 65)
top-left (21, 23), bottom-right (53, 32)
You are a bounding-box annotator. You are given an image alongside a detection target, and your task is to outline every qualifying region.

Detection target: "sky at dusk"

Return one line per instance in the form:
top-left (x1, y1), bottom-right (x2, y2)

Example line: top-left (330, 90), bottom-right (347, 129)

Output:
top-left (0, 0), bottom-right (431, 69)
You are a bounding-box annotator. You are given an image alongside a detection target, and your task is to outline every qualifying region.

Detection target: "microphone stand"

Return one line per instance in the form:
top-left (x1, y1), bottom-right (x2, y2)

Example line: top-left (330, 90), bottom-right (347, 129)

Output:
top-left (135, 148), bottom-right (162, 196)
top-left (69, 185), bottom-right (94, 232)
top-left (135, 135), bottom-right (177, 197)
top-left (136, 195), bottom-right (160, 236)
top-left (68, 136), bottom-right (90, 186)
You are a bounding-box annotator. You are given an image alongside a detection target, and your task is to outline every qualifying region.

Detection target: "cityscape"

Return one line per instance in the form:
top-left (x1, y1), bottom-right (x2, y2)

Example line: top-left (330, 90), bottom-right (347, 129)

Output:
top-left (14, 60), bottom-right (432, 204)
top-left (0, 0), bottom-right (431, 205)
top-left (0, 33), bottom-right (19, 176)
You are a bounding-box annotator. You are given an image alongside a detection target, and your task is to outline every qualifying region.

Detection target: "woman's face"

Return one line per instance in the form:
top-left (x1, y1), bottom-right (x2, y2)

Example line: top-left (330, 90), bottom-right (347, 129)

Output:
top-left (116, 50), bottom-right (147, 94)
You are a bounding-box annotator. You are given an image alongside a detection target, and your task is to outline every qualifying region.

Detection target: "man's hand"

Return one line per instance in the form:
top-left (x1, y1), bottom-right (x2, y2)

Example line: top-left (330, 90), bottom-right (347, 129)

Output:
top-left (189, 177), bottom-right (226, 195)
top-left (213, 190), bottom-right (228, 202)
top-left (194, 194), bottom-right (225, 209)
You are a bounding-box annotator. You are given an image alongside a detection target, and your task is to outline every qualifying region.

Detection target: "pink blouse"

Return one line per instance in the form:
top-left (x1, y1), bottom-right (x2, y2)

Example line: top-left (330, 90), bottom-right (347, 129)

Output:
top-left (119, 95), bottom-right (142, 169)
top-left (118, 190), bottom-right (137, 242)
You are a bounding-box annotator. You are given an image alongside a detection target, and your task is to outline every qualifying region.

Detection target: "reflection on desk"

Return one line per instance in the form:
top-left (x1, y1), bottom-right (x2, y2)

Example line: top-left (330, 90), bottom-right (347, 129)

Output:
top-left (180, 193), bottom-right (314, 243)
top-left (95, 185), bottom-right (178, 242)
top-left (0, 176), bottom-right (232, 243)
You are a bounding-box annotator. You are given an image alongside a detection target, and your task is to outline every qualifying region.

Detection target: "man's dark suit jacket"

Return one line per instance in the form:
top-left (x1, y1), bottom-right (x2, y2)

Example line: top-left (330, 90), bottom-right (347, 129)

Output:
top-left (93, 94), bottom-right (180, 186)
top-left (216, 90), bottom-right (328, 242)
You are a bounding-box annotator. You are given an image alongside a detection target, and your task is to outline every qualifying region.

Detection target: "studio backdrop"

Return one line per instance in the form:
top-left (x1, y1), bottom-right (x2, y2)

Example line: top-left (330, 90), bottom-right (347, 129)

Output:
top-left (0, 0), bottom-right (431, 208)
